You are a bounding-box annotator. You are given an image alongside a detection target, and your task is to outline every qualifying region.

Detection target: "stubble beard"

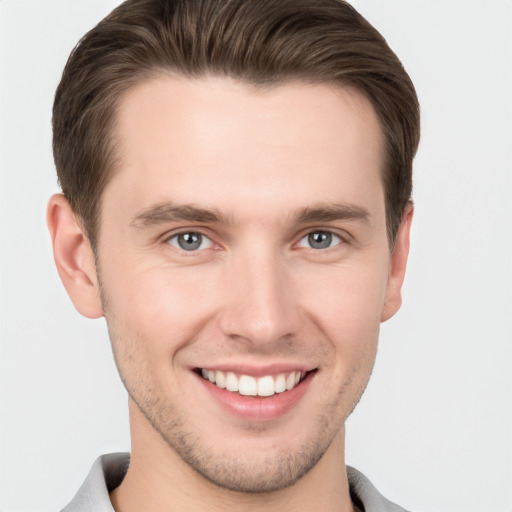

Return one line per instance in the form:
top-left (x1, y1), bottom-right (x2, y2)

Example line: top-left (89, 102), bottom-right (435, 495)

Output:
top-left (128, 385), bottom-right (343, 493)
top-left (107, 330), bottom-right (374, 494)
top-left (114, 348), bottom-right (371, 494)
top-left (133, 390), bottom-right (337, 493)
top-left (98, 270), bottom-right (376, 494)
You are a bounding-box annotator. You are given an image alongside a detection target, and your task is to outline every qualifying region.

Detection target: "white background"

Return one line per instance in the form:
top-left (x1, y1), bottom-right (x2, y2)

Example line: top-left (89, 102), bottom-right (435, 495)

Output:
top-left (1, 1), bottom-right (511, 511)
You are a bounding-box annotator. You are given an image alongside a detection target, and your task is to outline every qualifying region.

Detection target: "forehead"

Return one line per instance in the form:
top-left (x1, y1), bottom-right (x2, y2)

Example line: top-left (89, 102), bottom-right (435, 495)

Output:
top-left (106, 75), bottom-right (385, 222)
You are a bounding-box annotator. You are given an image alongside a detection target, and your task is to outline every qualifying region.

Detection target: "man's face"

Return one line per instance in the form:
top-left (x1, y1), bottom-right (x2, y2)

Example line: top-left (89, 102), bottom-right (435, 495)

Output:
top-left (94, 76), bottom-right (406, 492)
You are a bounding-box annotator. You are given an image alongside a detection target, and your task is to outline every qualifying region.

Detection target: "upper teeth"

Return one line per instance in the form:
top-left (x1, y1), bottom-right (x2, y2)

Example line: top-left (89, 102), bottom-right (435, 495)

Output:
top-left (201, 369), bottom-right (305, 397)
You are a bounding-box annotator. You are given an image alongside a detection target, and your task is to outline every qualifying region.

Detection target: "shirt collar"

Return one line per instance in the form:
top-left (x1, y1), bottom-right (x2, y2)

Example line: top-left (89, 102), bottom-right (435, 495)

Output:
top-left (61, 453), bottom-right (408, 512)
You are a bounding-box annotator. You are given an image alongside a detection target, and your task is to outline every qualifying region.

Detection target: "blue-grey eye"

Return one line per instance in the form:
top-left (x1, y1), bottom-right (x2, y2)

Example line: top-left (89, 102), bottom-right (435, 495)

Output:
top-left (298, 231), bottom-right (342, 249)
top-left (168, 232), bottom-right (213, 251)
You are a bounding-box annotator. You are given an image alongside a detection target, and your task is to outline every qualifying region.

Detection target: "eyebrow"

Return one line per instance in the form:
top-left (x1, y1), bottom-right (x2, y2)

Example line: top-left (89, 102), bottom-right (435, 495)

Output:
top-left (294, 203), bottom-right (370, 224)
top-left (130, 201), bottom-right (370, 228)
top-left (130, 202), bottom-right (232, 228)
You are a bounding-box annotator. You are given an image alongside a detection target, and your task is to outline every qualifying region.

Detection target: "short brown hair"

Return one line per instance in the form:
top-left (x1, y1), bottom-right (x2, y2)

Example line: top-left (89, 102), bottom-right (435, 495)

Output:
top-left (53, 0), bottom-right (420, 248)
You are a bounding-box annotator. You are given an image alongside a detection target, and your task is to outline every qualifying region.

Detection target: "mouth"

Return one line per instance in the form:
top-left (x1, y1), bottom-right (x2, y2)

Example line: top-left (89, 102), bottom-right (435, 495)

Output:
top-left (193, 365), bottom-right (317, 421)
top-left (198, 368), bottom-right (308, 397)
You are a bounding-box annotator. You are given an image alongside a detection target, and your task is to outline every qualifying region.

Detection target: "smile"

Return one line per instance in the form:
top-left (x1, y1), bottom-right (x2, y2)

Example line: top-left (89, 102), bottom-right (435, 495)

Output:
top-left (200, 368), bottom-right (306, 397)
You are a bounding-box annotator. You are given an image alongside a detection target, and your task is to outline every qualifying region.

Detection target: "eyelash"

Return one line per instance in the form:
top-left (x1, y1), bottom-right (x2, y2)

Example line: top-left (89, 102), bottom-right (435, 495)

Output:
top-left (165, 231), bottom-right (216, 252)
top-left (164, 228), bottom-right (347, 254)
top-left (297, 231), bottom-right (344, 251)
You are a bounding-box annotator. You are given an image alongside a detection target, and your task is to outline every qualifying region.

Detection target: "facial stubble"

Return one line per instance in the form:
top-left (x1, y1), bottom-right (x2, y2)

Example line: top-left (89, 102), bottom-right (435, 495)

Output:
top-left (97, 266), bottom-right (377, 494)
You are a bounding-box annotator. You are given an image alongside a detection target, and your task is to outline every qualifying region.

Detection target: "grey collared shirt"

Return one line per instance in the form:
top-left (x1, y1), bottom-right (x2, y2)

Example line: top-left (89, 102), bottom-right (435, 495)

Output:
top-left (61, 453), bottom-right (409, 512)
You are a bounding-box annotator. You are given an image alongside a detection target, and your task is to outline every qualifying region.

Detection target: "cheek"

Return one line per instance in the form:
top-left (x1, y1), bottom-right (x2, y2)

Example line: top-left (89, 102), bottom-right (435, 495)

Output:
top-left (297, 260), bottom-right (388, 360)
top-left (102, 262), bottom-right (221, 352)
top-left (303, 259), bottom-right (388, 320)
top-left (101, 265), bottom-right (219, 402)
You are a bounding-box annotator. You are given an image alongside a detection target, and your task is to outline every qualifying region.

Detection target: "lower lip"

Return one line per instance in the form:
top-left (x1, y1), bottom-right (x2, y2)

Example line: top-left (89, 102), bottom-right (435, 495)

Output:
top-left (196, 371), bottom-right (315, 422)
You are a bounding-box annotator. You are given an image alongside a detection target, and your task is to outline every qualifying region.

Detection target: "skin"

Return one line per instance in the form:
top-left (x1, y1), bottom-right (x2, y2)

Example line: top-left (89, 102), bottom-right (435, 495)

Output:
top-left (47, 76), bottom-right (412, 512)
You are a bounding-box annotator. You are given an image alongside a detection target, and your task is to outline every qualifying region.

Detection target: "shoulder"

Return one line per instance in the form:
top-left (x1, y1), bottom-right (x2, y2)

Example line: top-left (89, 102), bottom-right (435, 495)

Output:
top-left (60, 453), bottom-right (130, 512)
top-left (347, 466), bottom-right (411, 512)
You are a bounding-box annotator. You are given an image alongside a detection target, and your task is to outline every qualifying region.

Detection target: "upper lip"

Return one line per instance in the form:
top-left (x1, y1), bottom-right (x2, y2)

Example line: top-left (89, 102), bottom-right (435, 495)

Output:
top-left (193, 363), bottom-right (316, 377)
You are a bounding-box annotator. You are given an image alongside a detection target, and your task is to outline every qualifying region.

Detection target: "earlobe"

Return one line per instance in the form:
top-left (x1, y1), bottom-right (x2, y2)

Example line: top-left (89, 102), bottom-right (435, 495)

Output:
top-left (381, 203), bottom-right (413, 322)
top-left (47, 194), bottom-right (104, 319)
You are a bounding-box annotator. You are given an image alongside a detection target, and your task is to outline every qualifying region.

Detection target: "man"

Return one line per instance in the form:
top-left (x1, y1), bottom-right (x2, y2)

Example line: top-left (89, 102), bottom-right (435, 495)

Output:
top-left (47, 0), bottom-right (420, 510)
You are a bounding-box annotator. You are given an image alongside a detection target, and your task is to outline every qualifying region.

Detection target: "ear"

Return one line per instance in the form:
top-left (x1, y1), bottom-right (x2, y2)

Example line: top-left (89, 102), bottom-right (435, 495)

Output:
top-left (47, 194), bottom-right (104, 319)
top-left (381, 203), bottom-right (413, 322)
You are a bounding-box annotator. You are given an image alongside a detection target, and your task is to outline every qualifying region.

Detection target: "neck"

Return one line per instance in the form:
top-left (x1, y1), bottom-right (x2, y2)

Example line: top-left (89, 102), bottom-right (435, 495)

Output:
top-left (110, 402), bottom-right (355, 512)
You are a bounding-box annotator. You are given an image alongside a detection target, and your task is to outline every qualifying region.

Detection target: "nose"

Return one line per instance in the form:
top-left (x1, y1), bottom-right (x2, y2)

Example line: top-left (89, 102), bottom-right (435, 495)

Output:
top-left (218, 250), bottom-right (302, 348)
